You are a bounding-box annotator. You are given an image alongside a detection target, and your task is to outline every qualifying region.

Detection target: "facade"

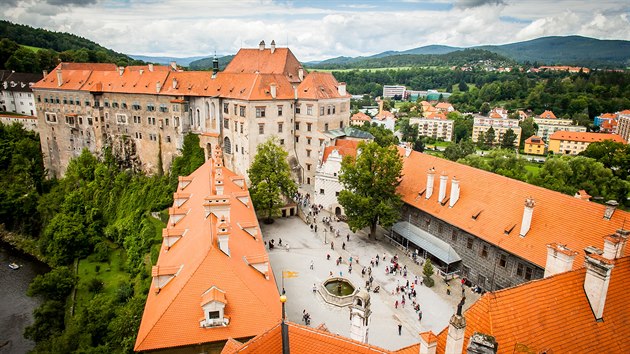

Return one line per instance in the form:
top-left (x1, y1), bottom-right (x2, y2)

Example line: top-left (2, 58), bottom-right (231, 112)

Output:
top-left (410, 113), bottom-right (454, 142)
top-left (313, 139), bottom-right (360, 216)
top-left (435, 102), bottom-right (454, 113)
top-left (617, 110), bottom-right (630, 143)
top-left (135, 147), bottom-right (281, 353)
top-left (0, 70), bottom-right (42, 116)
top-left (382, 85), bottom-right (405, 99)
top-left (533, 110), bottom-right (586, 141)
top-left (31, 42), bottom-right (351, 185)
top-left (523, 135), bottom-right (546, 155)
top-left (394, 149), bottom-right (629, 291)
top-left (373, 110), bottom-right (396, 131)
top-left (471, 115), bottom-right (521, 146)
top-left (0, 114), bottom-right (38, 131)
top-left (548, 131), bottom-right (626, 155)
top-left (350, 111), bottom-right (371, 126)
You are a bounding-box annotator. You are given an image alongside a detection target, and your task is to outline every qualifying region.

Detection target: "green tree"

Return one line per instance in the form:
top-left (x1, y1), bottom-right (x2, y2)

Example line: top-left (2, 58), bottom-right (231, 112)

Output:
top-left (338, 141), bottom-right (403, 238)
top-left (169, 133), bottom-right (205, 182)
top-left (480, 102), bottom-right (491, 116)
top-left (248, 138), bottom-right (297, 223)
top-left (27, 266), bottom-right (77, 301)
top-left (423, 259), bottom-right (435, 287)
top-left (444, 139), bottom-right (476, 161)
top-left (519, 117), bottom-right (537, 148)
top-left (580, 140), bottom-right (630, 179)
top-left (500, 128), bottom-right (517, 149)
top-left (412, 137), bottom-right (425, 152)
top-left (458, 80), bottom-right (468, 92)
top-left (485, 127), bottom-right (496, 147)
top-left (5, 47), bottom-right (39, 72)
top-left (356, 123), bottom-right (399, 147)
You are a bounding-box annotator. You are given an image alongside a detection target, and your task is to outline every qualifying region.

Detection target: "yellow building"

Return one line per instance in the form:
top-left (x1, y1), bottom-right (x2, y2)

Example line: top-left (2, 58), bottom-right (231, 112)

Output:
top-left (548, 131), bottom-right (626, 155)
top-left (524, 135), bottom-right (546, 155)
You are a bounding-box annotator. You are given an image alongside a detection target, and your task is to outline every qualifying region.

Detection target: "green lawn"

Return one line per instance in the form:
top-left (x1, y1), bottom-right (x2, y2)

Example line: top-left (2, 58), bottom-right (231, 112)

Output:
top-left (21, 45), bottom-right (42, 52)
top-left (314, 66), bottom-right (414, 73)
top-left (524, 163), bottom-right (541, 177)
top-left (76, 243), bottom-right (129, 301)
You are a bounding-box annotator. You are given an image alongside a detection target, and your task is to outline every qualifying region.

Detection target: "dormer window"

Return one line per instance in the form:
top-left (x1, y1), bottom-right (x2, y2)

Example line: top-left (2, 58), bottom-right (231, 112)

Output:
top-left (200, 286), bottom-right (229, 328)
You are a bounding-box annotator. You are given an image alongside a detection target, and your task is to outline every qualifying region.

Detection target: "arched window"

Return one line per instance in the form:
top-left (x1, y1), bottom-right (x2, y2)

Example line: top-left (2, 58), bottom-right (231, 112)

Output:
top-left (223, 137), bottom-right (232, 154)
top-left (196, 108), bottom-right (201, 127)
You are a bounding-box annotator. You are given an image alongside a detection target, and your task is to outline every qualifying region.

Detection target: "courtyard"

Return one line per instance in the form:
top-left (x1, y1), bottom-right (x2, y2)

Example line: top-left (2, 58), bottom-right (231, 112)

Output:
top-left (261, 214), bottom-right (480, 351)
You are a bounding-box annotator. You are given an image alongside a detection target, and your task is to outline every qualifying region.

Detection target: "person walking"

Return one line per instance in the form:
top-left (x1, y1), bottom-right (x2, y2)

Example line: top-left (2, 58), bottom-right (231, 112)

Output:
top-left (398, 323), bottom-right (402, 336)
top-left (447, 285), bottom-right (451, 295)
top-left (331, 241), bottom-right (334, 250)
top-left (342, 242), bottom-right (346, 250)
top-left (418, 309), bottom-right (423, 321)
top-left (347, 233), bottom-right (350, 242)
top-left (310, 260), bottom-right (314, 270)
top-left (395, 300), bottom-right (398, 309)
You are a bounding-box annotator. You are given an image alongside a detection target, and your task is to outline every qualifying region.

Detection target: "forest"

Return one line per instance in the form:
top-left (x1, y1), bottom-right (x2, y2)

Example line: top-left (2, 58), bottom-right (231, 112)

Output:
top-left (0, 123), bottom-right (204, 353)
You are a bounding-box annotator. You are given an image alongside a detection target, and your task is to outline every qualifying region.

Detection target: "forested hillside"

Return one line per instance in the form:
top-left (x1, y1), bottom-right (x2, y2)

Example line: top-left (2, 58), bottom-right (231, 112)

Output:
top-left (188, 54), bottom-right (234, 70)
top-left (0, 20), bottom-right (143, 73)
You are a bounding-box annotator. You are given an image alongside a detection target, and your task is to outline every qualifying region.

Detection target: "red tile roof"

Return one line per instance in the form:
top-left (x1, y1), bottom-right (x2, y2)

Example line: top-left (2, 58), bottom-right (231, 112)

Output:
top-left (135, 152), bottom-right (280, 351)
top-left (524, 135), bottom-right (544, 145)
top-left (426, 112), bottom-right (448, 120)
top-left (538, 110), bottom-right (557, 119)
top-left (435, 254), bottom-right (630, 354)
top-left (297, 71), bottom-right (349, 100)
top-left (435, 102), bottom-right (453, 110)
top-left (375, 110), bottom-right (395, 120)
top-left (322, 139), bottom-right (360, 163)
top-left (549, 131), bottom-right (626, 144)
top-left (224, 47), bottom-right (302, 81)
top-left (397, 149), bottom-right (629, 270)
top-left (351, 112), bottom-right (371, 122)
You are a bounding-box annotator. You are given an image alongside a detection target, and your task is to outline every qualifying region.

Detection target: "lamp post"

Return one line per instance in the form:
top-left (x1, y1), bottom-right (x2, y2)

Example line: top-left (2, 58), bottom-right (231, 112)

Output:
top-left (280, 295), bottom-right (290, 354)
top-left (323, 228), bottom-right (328, 244)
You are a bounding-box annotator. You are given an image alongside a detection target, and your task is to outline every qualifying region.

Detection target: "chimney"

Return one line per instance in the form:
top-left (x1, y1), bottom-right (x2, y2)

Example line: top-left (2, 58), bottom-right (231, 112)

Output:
top-left (583, 253), bottom-right (614, 320)
top-left (519, 197), bottom-right (535, 237)
top-left (544, 243), bottom-right (578, 277)
top-left (217, 216), bottom-right (230, 256)
top-left (419, 331), bottom-right (438, 354)
top-left (118, 66), bottom-right (124, 76)
top-left (156, 81), bottom-right (162, 93)
top-left (603, 200), bottom-right (618, 220)
top-left (438, 171), bottom-right (448, 204)
top-left (425, 168), bottom-right (435, 200)
top-left (338, 82), bottom-right (347, 96)
top-left (270, 40), bottom-right (276, 53)
top-left (215, 166), bottom-right (224, 196)
top-left (298, 67), bottom-right (304, 81)
top-left (445, 310), bottom-right (466, 354)
top-left (170, 61), bottom-right (177, 71)
top-left (293, 86), bottom-right (298, 100)
top-left (212, 55), bottom-right (219, 77)
top-left (56, 68), bottom-right (62, 87)
top-left (377, 98), bottom-right (384, 113)
top-left (148, 63), bottom-right (154, 72)
top-left (602, 228), bottom-right (629, 260)
top-left (42, 70), bottom-right (48, 77)
top-left (449, 177), bottom-right (460, 208)
top-left (259, 40), bottom-right (265, 51)
top-left (139, 69), bottom-right (144, 75)
top-left (270, 83), bottom-right (277, 99)
top-left (172, 78), bottom-right (178, 89)
top-left (466, 332), bottom-right (498, 354)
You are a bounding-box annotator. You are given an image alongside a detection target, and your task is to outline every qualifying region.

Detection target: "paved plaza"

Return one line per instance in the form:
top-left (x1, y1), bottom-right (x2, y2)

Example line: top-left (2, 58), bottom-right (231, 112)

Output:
top-left (261, 214), bottom-right (480, 350)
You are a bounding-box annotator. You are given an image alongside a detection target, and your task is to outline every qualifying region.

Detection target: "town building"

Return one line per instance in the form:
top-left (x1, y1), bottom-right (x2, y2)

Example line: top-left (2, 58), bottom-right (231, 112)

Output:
top-left (471, 113), bottom-right (521, 146)
top-left (410, 112), bottom-right (454, 142)
top-left (31, 41), bottom-right (351, 185)
top-left (313, 139), bottom-right (360, 216)
top-left (373, 110), bottom-right (396, 131)
top-left (394, 148), bottom-right (629, 291)
top-left (616, 109), bottom-right (630, 143)
top-left (533, 110), bottom-right (586, 141)
top-left (0, 70), bottom-right (42, 116)
top-left (0, 114), bottom-right (38, 131)
top-left (434, 102), bottom-right (454, 113)
top-left (350, 111), bottom-right (371, 126)
top-left (135, 146), bottom-right (280, 353)
top-left (594, 112), bottom-right (617, 128)
top-left (523, 135), bottom-right (546, 155)
top-left (382, 85), bottom-right (406, 99)
top-left (548, 131), bottom-right (626, 155)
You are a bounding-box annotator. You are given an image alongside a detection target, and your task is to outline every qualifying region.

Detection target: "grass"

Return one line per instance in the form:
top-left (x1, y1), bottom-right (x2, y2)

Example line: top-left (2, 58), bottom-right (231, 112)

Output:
top-left (314, 66), bottom-right (414, 73)
top-left (524, 163), bottom-right (541, 177)
top-left (146, 215), bottom-right (166, 265)
top-left (76, 242), bottom-right (130, 302)
top-left (21, 45), bottom-right (42, 52)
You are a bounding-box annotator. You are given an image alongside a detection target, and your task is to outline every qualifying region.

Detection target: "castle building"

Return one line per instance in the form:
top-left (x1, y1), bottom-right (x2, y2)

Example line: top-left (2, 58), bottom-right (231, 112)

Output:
top-left (0, 70), bottom-right (42, 116)
top-left (31, 41), bottom-right (351, 185)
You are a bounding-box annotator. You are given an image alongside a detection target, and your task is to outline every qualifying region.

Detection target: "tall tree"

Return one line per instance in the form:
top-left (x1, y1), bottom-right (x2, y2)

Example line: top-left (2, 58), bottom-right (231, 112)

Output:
top-left (518, 117), bottom-right (537, 148)
top-left (248, 138), bottom-right (297, 223)
top-left (338, 141), bottom-right (403, 238)
top-left (500, 128), bottom-right (517, 149)
top-left (444, 139), bottom-right (476, 161)
top-left (485, 127), bottom-right (496, 147)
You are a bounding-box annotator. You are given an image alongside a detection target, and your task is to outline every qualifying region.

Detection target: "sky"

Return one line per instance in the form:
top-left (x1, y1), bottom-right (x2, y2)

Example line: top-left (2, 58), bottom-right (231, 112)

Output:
top-left (2, 0), bottom-right (630, 61)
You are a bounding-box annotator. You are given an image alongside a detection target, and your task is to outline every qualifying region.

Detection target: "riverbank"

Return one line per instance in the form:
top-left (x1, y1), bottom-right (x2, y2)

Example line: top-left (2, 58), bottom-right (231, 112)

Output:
top-left (0, 226), bottom-right (48, 266)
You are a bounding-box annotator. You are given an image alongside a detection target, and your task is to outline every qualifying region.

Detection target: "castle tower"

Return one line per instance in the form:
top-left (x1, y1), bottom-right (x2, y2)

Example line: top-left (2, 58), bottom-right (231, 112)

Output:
top-left (349, 289), bottom-right (371, 343)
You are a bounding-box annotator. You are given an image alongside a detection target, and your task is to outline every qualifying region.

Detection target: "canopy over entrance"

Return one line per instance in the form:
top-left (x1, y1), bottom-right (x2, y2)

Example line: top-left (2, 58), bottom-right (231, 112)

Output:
top-left (391, 221), bottom-right (461, 264)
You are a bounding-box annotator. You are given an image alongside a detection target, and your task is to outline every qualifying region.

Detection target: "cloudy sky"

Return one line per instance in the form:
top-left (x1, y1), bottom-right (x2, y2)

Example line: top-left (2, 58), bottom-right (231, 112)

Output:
top-left (2, 0), bottom-right (630, 61)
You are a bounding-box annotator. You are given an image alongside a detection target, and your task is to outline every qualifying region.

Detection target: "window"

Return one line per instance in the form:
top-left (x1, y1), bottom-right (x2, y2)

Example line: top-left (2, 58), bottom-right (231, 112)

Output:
top-left (233, 104), bottom-right (238, 115)
top-left (295, 104), bottom-right (301, 114)
top-left (327, 106), bottom-right (332, 115)
top-left (466, 238), bottom-right (473, 250)
top-left (240, 123), bottom-right (243, 133)
top-left (172, 104), bottom-right (180, 112)
top-left (307, 105), bottom-right (313, 115)
top-left (438, 223), bottom-right (444, 234)
top-left (324, 123), bottom-right (329, 131)
top-left (122, 102), bottom-right (128, 109)
top-left (278, 105), bottom-right (283, 116)
top-left (132, 102), bottom-right (141, 110)
top-left (278, 122), bottom-right (283, 133)
top-left (159, 104), bottom-right (168, 112)
top-left (235, 145), bottom-right (239, 153)
top-left (223, 103), bottom-right (229, 113)
top-left (516, 263), bottom-right (524, 277)
top-left (295, 122), bottom-right (300, 131)
top-left (234, 121), bottom-right (237, 131)
top-left (306, 163), bottom-right (311, 171)
top-left (336, 191), bottom-right (340, 197)
top-left (223, 137), bottom-right (232, 154)
top-left (525, 267), bottom-right (533, 281)
top-left (307, 137), bottom-right (311, 145)
top-left (306, 149), bottom-right (311, 157)
top-left (224, 118), bottom-right (229, 129)
top-left (280, 139), bottom-right (284, 145)
top-left (256, 107), bottom-right (266, 118)
top-left (295, 136), bottom-right (299, 143)
top-left (239, 106), bottom-right (246, 117)
top-left (112, 101), bottom-right (119, 108)
top-left (65, 116), bottom-right (75, 125)
top-left (45, 113), bottom-right (57, 123)
top-left (63, 97), bottom-right (68, 104)
top-left (481, 244), bottom-right (488, 258)
top-left (147, 103), bottom-right (155, 111)
top-left (116, 114), bottom-right (127, 124)
top-left (320, 189), bottom-right (324, 194)
top-left (104, 99), bottom-right (109, 107)
top-left (451, 230), bottom-right (458, 242)
top-left (320, 106), bottom-right (325, 115)
top-left (87, 117), bottom-right (93, 125)
top-left (37, 95), bottom-right (41, 103)
top-left (340, 121), bottom-right (344, 128)
top-left (166, 136), bottom-right (171, 143)
top-left (165, 118), bottom-right (169, 126)
top-left (307, 123), bottom-right (312, 132)
top-left (499, 254), bottom-right (507, 268)
top-left (259, 123), bottom-right (265, 134)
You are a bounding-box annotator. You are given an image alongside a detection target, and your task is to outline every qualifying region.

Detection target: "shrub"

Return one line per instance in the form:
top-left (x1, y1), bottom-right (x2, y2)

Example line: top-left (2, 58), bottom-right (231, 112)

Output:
top-left (87, 278), bottom-right (104, 293)
top-left (423, 259), bottom-right (434, 287)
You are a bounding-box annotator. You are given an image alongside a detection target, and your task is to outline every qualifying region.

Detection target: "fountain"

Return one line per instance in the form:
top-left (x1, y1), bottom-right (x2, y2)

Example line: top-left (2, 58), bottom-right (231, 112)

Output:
top-left (319, 277), bottom-right (357, 307)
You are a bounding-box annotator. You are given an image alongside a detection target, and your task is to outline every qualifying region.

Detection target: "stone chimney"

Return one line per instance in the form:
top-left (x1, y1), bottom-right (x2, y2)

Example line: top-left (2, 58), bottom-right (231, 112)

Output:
top-left (139, 69), bottom-right (144, 75)
top-left (270, 83), bottom-right (277, 99)
top-left (603, 200), bottom-right (618, 220)
top-left (445, 311), bottom-right (466, 354)
top-left (438, 171), bottom-right (448, 204)
top-left (449, 177), bottom-right (460, 208)
top-left (118, 66), bottom-right (124, 76)
top-left (544, 243), bottom-right (578, 277)
top-left (426, 168), bottom-right (435, 200)
top-left (259, 40), bottom-right (265, 51)
top-left (603, 228), bottom-right (629, 260)
top-left (217, 216), bottom-right (230, 256)
top-left (293, 86), bottom-right (298, 100)
top-left (156, 81), bottom-right (162, 93)
top-left (270, 40), bottom-right (276, 53)
top-left (584, 253), bottom-right (614, 320)
top-left (42, 70), bottom-right (48, 77)
top-left (377, 98), bottom-right (384, 113)
top-left (466, 332), bottom-right (498, 354)
top-left (172, 78), bottom-right (178, 89)
top-left (419, 331), bottom-right (437, 354)
top-left (148, 63), bottom-right (154, 72)
top-left (298, 67), bottom-right (304, 81)
top-left (519, 197), bottom-right (535, 237)
top-left (56, 68), bottom-right (62, 87)
top-left (170, 61), bottom-right (177, 71)
top-left (338, 82), bottom-right (347, 96)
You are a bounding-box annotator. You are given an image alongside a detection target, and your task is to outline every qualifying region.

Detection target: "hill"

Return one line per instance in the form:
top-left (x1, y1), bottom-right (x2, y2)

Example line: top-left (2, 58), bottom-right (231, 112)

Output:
top-left (129, 54), bottom-right (211, 66)
top-left (311, 36), bottom-right (630, 69)
top-left (187, 55), bottom-right (235, 70)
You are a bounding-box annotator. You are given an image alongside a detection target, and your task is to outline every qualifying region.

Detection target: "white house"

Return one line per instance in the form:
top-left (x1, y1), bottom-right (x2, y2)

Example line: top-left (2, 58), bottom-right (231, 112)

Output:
top-left (313, 139), bottom-right (360, 216)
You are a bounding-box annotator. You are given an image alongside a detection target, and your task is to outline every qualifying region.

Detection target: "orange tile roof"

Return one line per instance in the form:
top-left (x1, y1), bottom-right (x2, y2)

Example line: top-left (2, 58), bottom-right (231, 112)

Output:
top-left (524, 135), bottom-right (544, 145)
top-left (135, 154), bottom-right (280, 351)
top-left (619, 109), bottom-right (630, 115)
top-left (397, 149), bottom-right (629, 270)
top-left (549, 131), bottom-right (626, 144)
top-left (0, 114), bottom-right (36, 120)
top-left (435, 102), bottom-right (453, 110)
top-left (351, 112), bottom-right (371, 122)
top-left (223, 321), bottom-right (392, 354)
top-left (297, 71), bottom-right (349, 100)
top-left (375, 110), bottom-right (395, 120)
top-left (426, 112), bottom-right (448, 120)
top-left (538, 110), bottom-right (557, 119)
top-left (435, 255), bottom-right (630, 354)
top-left (322, 139), bottom-right (360, 163)
top-left (599, 113), bottom-right (617, 119)
top-left (224, 47), bottom-right (302, 81)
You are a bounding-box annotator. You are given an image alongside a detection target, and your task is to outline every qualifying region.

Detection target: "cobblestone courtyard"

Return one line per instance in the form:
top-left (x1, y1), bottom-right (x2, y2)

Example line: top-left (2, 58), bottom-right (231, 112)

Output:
top-left (261, 215), bottom-right (480, 350)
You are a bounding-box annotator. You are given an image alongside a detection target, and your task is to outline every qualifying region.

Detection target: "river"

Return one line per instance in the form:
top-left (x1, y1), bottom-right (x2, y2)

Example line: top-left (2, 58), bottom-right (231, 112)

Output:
top-left (0, 242), bottom-right (49, 354)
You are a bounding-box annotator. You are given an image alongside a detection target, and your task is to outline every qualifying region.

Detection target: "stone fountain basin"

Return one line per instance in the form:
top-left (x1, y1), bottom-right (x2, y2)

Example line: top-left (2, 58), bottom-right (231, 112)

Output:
top-left (319, 277), bottom-right (358, 307)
